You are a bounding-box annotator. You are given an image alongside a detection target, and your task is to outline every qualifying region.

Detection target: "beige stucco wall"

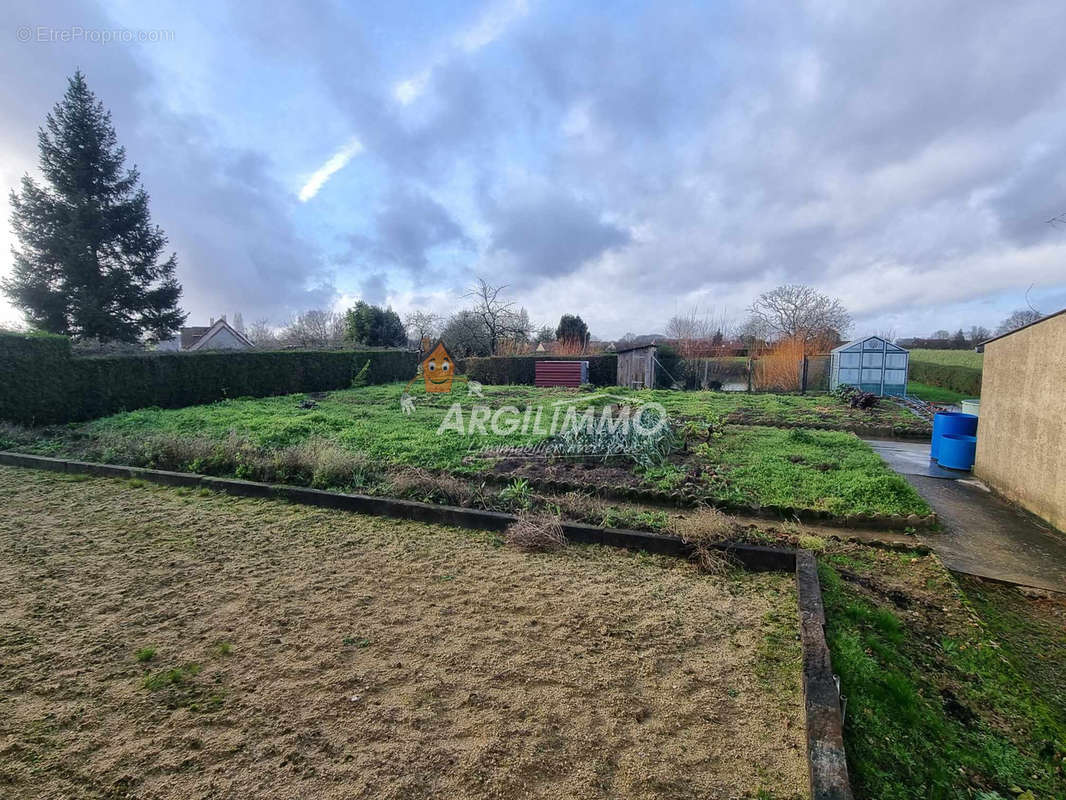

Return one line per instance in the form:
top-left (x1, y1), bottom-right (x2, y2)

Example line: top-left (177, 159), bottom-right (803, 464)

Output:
top-left (975, 313), bottom-right (1066, 532)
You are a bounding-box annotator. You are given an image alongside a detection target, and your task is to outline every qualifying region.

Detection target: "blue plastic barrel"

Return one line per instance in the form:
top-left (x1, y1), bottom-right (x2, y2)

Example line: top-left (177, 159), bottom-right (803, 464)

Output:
top-left (931, 412), bottom-right (978, 460)
top-left (938, 433), bottom-right (977, 470)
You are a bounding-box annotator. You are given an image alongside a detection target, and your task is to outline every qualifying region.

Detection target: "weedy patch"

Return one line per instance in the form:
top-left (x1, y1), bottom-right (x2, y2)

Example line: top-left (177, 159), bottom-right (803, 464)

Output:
top-left (143, 663), bottom-right (201, 691)
top-left (797, 534), bottom-right (827, 552)
top-left (504, 514), bottom-right (567, 552)
top-left (388, 467), bottom-right (479, 506)
top-left (141, 662), bottom-right (225, 713)
top-left (134, 646), bottom-right (156, 663)
top-left (668, 505), bottom-right (739, 542)
top-left (498, 477), bottom-right (533, 510)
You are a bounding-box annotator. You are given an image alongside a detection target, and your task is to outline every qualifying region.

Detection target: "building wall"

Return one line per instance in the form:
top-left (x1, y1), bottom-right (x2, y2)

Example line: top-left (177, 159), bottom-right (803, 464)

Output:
top-left (975, 313), bottom-right (1066, 532)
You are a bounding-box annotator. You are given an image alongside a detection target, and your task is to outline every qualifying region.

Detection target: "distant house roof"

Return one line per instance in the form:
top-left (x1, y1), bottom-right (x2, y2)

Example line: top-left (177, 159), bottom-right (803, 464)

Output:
top-left (977, 307), bottom-right (1064, 349)
top-left (186, 319), bottom-right (255, 351)
top-left (180, 326), bottom-right (211, 350)
top-left (830, 335), bottom-right (908, 354)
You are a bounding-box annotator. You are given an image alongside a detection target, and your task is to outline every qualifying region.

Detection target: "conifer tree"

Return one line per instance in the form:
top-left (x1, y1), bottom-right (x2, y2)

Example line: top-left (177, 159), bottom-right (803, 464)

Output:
top-left (4, 71), bottom-right (186, 342)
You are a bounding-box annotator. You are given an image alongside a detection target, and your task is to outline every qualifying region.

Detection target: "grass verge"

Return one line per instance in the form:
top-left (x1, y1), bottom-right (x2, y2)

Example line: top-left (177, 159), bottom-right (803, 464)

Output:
top-left (820, 547), bottom-right (1066, 799)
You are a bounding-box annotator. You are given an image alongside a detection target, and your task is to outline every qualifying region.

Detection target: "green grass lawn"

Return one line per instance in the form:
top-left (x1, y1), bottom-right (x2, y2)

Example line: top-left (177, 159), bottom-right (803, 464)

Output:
top-left (1, 383), bottom-right (931, 517)
top-left (906, 382), bottom-right (970, 404)
top-left (611, 388), bottom-right (930, 434)
top-left (690, 426), bottom-right (929, 516)
top-left (909, 349), bottom-right (984, 370)
top-left (820, 547), bottom-right (1066, 799)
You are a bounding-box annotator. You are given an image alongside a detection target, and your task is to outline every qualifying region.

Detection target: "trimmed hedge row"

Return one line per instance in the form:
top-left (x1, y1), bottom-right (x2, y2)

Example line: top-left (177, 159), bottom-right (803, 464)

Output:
top-left (908, 360), bottom-right (982, 397)
top-left (462, 354), bottom-right (618, 386)
top-left (0, 331), bottom-right (418, 425)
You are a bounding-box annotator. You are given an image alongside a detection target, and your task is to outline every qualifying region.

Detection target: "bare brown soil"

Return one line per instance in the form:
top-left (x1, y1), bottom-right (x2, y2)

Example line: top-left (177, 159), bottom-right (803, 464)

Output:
top-left (0, 467), bottom-right (807, 800)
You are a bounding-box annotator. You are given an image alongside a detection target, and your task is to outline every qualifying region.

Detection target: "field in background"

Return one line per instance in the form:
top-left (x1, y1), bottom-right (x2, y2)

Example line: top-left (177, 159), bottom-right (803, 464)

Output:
top-left (908, 349), bottom-right (984, 369)
top-left (0, 467), bottom-right (807, 800)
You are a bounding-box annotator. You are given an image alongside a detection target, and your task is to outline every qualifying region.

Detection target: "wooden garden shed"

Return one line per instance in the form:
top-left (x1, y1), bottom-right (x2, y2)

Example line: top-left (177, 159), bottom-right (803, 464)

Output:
top-left (616, 344), bottom-right (657, 389)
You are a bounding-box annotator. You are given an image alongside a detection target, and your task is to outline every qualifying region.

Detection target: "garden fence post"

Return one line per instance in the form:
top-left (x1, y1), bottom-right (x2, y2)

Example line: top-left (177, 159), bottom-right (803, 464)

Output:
top-left (801, 356), bottom-right (809, 394)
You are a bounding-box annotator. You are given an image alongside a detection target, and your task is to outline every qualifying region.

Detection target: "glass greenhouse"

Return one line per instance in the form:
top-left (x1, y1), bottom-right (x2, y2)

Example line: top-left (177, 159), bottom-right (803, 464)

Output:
top-left (829, 336), bottom-right (909, 397)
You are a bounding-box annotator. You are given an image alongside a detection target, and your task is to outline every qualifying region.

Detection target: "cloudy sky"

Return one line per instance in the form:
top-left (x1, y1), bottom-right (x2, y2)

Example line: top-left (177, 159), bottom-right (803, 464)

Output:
top-left (3, 0), bottom-right (1065, 339)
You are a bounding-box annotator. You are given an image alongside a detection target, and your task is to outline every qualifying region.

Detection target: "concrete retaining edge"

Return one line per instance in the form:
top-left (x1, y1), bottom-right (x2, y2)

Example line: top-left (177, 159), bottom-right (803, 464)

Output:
top-left (0, 450), bottom-right (852, 798)
top-left (797, 551), bottom-right (853, 799)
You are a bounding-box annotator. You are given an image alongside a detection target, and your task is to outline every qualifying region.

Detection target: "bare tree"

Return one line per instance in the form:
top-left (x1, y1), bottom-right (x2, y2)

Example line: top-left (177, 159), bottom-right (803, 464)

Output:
top-left (665, 306), bottom-right (736, 357)
top-left (748, 285), bottom-right (851, 347)
top-left (281, 309), bottom-right (343, 349)
top-left (245, 319), bottom-right (278, 348)
top-left (404, 310), bottom-right (442, 349)
top-left (968, 325), bottom-right (991, 344)
top-left (463, 278), bottom-right (530, 355)
top-left (996, 308), bottom-right (1043, 336)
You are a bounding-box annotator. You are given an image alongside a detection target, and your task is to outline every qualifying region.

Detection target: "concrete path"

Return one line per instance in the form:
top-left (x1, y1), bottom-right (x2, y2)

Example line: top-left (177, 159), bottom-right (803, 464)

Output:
top-left (866, 439), bottom-right (1066, 593)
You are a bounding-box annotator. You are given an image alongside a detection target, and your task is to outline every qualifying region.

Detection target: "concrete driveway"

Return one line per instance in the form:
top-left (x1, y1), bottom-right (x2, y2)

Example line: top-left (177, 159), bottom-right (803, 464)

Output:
top-left (867, 439), bottom-right (1066, 593)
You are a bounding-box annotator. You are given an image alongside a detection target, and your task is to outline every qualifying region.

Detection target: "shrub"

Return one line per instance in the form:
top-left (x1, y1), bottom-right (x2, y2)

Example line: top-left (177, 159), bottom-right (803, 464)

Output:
top-left (351, 359), bottom-right (371, 388)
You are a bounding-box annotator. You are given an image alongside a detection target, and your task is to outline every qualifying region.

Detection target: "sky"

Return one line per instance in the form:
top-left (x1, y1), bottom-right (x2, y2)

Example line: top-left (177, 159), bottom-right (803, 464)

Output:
top-left (2, 0), bottom-right (1065, 340)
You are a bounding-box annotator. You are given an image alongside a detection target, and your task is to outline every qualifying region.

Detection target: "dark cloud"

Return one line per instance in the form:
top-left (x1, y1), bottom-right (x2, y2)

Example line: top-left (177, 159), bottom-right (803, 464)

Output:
top-left (487, 188), bottom-right (629, 279)
top-left (343, 186), bottom-right (471, 273)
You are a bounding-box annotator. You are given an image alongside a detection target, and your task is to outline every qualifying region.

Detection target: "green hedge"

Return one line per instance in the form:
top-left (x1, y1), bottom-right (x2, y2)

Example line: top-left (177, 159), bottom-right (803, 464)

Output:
top-left (0, 331), bottom-right (418, 425)
top-left (462, 354), bottom-right (618, 386)
top-left (908, 360), bottom-right (982, 397)
top-left (0, 332), bottom-right (75, 425)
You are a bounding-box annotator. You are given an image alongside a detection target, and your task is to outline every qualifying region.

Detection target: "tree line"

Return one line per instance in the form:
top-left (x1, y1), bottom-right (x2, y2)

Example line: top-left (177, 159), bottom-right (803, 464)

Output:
top-left (230, 280), bottom-right (591, 356)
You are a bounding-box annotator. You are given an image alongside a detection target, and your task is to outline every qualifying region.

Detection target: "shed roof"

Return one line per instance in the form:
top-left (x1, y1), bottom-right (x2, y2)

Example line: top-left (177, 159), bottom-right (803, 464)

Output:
top-left (830, 335), bottom-right (908, 354)
top-left (614, 342), bottom-right (658, 354)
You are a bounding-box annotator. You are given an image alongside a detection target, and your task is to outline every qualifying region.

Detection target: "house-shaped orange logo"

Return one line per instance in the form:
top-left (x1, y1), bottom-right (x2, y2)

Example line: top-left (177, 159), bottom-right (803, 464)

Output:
top-left (421, 340), bottom-right (455, 393)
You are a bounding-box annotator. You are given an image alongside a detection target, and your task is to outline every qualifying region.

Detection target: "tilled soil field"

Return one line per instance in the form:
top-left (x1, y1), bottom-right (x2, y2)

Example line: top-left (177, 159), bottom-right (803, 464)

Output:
top-left (0, 467), bottom-right (807, 800)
